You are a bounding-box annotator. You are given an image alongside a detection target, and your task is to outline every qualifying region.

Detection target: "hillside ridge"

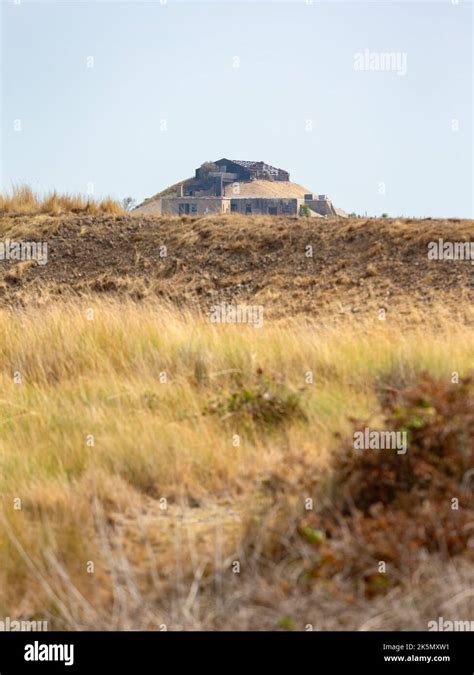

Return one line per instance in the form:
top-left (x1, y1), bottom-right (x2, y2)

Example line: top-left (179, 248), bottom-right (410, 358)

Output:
top-left (0, 214), bottom-right (472, 321)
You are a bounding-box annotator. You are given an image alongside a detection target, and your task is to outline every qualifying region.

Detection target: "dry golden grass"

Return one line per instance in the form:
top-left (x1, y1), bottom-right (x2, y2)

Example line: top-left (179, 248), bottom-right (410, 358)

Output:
top-left (0, 184), bottom-right (124, 217)
top-left (0, 298), bottom-right (472, 629)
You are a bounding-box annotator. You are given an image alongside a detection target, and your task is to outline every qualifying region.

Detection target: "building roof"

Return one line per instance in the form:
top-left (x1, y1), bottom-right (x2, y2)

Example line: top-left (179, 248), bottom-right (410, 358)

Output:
top-left (228, 160), bottom-right (261, 168)
top-left (225, 159), bottom-right (287, 177)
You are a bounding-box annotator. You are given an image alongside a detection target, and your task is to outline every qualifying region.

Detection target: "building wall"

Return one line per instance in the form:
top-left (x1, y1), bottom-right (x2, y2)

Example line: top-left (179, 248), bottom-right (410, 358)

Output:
top-left (159, 196), bottom-right (334, 217)
top-left (230, 198), bottom-right (298, 216)
top-left (305, 198), bottom-right (337, 216)
top-left (161, 197), bottom-right (230, 216)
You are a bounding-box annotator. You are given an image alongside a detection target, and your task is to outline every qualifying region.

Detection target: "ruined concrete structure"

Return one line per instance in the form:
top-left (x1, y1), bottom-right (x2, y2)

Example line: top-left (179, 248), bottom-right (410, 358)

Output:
top-left (136, 159), bottom-right (346, 217)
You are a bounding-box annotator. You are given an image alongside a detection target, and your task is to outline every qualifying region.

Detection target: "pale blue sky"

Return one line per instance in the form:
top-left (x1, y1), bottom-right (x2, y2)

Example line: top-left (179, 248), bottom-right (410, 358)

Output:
top-left (1, 0), bottom-right (472, 217)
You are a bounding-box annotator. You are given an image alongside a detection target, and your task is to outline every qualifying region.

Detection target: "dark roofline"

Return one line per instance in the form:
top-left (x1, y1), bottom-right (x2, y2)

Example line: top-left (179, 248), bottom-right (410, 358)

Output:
top-left (214, 158), bottom-right (289, 180)
top-left (228, 159), bottom-right (287, 173)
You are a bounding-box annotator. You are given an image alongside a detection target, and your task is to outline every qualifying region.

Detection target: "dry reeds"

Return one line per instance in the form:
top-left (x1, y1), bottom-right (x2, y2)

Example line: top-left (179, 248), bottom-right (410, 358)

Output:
top-left (0, 184), bottom-right (123, 216)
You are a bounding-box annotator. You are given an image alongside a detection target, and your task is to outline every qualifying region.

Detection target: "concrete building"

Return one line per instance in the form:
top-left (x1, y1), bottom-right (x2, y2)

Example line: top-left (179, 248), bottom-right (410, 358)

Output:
top-left (161, 197), bottom-right (230, 216)
top-left (135, 159), bottom-right (346, 217)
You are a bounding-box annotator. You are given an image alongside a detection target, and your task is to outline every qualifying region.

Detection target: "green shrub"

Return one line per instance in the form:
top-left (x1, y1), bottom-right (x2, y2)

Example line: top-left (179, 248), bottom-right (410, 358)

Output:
top-left (260, 374), bottom-right (474, 597)
top-left (203, 370), bottom-right (306, 429)
top-left (336, 374), bottom-right (474, 513)
top-left (299, 204), bottom-right (312, 218)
